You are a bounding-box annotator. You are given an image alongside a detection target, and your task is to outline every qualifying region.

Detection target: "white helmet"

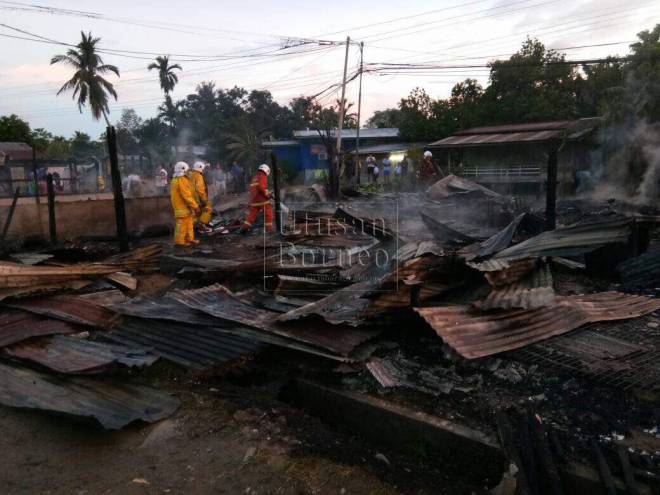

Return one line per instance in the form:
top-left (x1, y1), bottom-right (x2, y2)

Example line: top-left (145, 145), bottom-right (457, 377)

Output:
top-left (423, 151), bottom-right (433, 158)
top-left (173, 161), bottom-right (189, 177)
top-left (193, 161), bottom-right (207, 173)
top-left (258, 164), bottom-right (270, 176)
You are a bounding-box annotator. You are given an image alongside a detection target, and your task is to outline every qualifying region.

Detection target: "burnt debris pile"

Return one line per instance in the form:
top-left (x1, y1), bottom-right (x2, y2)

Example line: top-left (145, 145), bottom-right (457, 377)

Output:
top-left (0, 176), bottom-right (658, 492)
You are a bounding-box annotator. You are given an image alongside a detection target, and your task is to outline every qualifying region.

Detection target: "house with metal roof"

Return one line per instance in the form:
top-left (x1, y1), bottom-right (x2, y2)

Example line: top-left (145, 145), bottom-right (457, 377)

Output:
top-left (428, 118), bottom-right (601, 195)
top-left (263, 128), bottom-right (402, 181)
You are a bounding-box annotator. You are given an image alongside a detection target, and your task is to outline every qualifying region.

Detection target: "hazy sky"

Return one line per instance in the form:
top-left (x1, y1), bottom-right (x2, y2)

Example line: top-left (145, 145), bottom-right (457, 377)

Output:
top-left (0, 0), bottom-right (657, 138)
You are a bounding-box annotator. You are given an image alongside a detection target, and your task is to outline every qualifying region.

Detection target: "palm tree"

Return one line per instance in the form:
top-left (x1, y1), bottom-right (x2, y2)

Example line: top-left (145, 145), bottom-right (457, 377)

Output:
top-left (51, 31), bottom-right (120, 125)
top-left (148, 55), bottom-right (182, 96)
top-left (226, 120), bottom-right (269, 175)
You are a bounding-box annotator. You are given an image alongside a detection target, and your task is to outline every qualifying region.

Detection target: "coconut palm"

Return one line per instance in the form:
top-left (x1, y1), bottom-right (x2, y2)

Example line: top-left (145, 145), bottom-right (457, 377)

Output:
top-left (226, 120), bottom-right (269, 175)
top-left (50, 31), bottom-right (120, 125)
top-left (148, 55), bottom-right (182, 96)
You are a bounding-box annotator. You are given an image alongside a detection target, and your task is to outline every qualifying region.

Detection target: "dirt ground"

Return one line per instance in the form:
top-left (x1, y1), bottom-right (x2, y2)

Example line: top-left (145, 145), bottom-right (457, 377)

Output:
top-left (0, 362), bottom-right (488, 495)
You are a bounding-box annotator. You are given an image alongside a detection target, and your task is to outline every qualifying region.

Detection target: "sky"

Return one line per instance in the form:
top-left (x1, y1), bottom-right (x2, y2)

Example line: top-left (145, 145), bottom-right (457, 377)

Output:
top-left (0, 0), bottom-right (658, 138)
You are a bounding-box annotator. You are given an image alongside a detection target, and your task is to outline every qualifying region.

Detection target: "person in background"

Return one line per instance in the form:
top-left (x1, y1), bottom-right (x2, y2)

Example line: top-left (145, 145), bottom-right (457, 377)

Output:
top-left (393, 162), bottom-right (402, 190)
top-left (214, 163), bottom-right (227, 197)
top-left (231, 160), bottom-right (244, 192)
top-left (240, 164), bottom-right (273, 234)
top-left (418, 150), bottom-right (438, 186)
top-left (170, 161), bottom-right (200, 246)
top-left (189, 161), bottom-right (213, 233)
top-left (365, 155), bottom-right (376, 182)
top-left (156, 164), bottom-right (168, 195)
top-left (381, 157), bottom-right (392, 186)
top-left (372, 163), bottom-right (380, 183)
top-left (123, 171), bottom-right (143, 198)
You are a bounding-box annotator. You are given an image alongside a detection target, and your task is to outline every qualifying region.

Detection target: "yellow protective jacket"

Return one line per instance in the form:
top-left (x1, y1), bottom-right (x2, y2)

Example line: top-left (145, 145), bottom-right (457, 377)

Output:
top-left (170, 176), bottom-right (199, 218)
top-left (188, 170), bottom-right (208, 206)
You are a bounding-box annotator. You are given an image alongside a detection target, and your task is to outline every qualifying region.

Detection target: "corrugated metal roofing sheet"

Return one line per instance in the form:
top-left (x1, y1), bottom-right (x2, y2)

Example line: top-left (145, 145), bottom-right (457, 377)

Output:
top-left (490, 216), bottom-right (660, 263)
top-left (430, 130), bottom-right (562, 148)
top-left (616, 250), bottom-right (660, 290)
top-left (415, 292), bottom-right (660, 359)
top-left (108, 317), bottom-right (263, 371)
top-left (293, 128), bottom-right (399, 139)
top-left (6, 295), bottom-right (120, 329)
top-left (174, 284), bottom-right (377, 356)
top-left (113, 294), bottom-right (349, 361)
top-left (474, 263), bottom-right (555, 310)
top-left (429, 118), bottom-right (600, 147)
top-left (0, 309), bottom-right (79, 347)
top-left (0, 362), bottom-right (179, 429)
top-left (3, 335), bottom-right (157, 374)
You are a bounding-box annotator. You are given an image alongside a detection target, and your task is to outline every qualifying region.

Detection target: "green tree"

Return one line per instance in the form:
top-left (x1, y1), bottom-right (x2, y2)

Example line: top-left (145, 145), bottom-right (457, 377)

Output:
top-left (226, 118), bottom-right (268, 174)
top-left (50, 31), bottom-right (120, 125)
top-left (148, 55), bottom-right (182, 96)
top-left (482, 37), bottom-right (577, 124)
top-left (116, 108), bottom-right (142, 154)
top-left (366, 108), bottom-right (402, 128)
top-left (398, 88), bottom-right (437, 141)
top-left (0, 114), bottom-right (31, 142)
top-left (448, 78), bottom-right (484, 130)
top-left (70, 131), bottom-right (99, 159)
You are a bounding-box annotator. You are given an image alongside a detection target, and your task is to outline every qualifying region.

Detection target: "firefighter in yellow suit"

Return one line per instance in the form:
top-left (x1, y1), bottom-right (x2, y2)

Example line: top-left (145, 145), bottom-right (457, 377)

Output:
top-left (189, 161), bottom-right (213, 232)
top-left (170, 161), bottom-right (200, 246)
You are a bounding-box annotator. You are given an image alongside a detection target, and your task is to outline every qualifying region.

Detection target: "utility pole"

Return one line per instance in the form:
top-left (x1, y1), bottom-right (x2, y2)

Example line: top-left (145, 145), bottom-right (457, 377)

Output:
top-left (333, 36), bottom-right (351, 198)
top-left (355, 42), bottom-right (364, 185)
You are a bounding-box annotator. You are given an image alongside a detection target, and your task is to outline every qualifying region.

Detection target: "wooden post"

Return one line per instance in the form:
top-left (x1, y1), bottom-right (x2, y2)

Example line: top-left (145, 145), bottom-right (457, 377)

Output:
top-left (106, 126), bottom-right (129, 252)
top-left (546, 143), bottom-right (558, 231)
top-left (46, 173), bottom-right (57, 244)
top-left (271, 152), bottom-right (282, 233)
top-left (0, 187), bottom-right (20, 251)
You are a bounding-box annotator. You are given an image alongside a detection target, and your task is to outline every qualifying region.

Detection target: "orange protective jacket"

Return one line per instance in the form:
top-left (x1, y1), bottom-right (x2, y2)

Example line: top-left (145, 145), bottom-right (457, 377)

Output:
top-left (249, 171), bottom-right (270, 206)
top-left (188, 170), bottom-right (209, 206)
top-left (170, 176), bottom-right (199, 218)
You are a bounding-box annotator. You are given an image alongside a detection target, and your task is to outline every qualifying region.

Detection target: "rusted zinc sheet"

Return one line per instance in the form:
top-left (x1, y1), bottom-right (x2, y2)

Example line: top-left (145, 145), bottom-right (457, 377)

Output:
top-left (173, 284), bottom-right (376, 357)
top-left (6, 295), bottom-right (120, 329)
top-left (76, 289), bottom-right (128, 306)
top-left (0, 362), bottom-right (179, 429)
top-left (113, 296), bottom-right (346, 361)
top-left (616, 250), bottom-right (660, 290)
top-left (461, 212), bottom-right (546, 261)
top-left (429, 129), bottom-right (563, 147)
top-left (490, 216), bottom-right (660, 263)
top-left (0, 245), bottom-right (162, 289)
top-left (0, 309), bottom-right (78, 347)
top-left (482, 259), bottom-right (536, 287)
top-left (3, 335), bottom-right (157, 374)
top-left (415, 292), bottom-right (660, 359)
top-left (474, 263), bottom-right (555, 310)
top-left (421, 213), bottom-right (479, 247)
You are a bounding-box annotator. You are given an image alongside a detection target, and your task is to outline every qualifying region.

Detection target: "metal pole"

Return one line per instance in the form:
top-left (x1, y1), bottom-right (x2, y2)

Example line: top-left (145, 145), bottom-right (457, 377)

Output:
top-left (270, 152), bottom-right (282, 233)
top-left (106, 126), bottom-right (129, 252)
top-left (31, 146), bottom-right (39, 204)
top-left (334, 36), bottom-right (351, 198)
top-left (355, 42), bottom-right (364, 185)
top-left (0, 187), bottom-right (20, 251)
top-left (46, 173), bottom-right (57, 244)
top-left (546, 143), bottom-right (558, 231)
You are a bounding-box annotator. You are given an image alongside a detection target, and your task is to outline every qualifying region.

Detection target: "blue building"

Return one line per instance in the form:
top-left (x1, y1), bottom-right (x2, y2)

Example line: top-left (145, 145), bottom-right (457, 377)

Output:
top-left (263, 128), bottom-right (401, 181)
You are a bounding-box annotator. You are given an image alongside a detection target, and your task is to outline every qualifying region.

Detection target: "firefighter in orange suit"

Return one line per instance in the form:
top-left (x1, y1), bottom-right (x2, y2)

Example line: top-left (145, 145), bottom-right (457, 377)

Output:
top-left (189, 161), bottom-right (213, 232)
top-left (170, 161), bottom-right (200, 246)
top-left (240, 164), bottom-right (273, 233)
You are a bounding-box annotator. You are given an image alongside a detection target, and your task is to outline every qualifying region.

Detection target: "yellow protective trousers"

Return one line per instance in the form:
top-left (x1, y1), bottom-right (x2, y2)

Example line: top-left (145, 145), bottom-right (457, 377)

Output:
top-left (174, 215), bottom-right (195, 245)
